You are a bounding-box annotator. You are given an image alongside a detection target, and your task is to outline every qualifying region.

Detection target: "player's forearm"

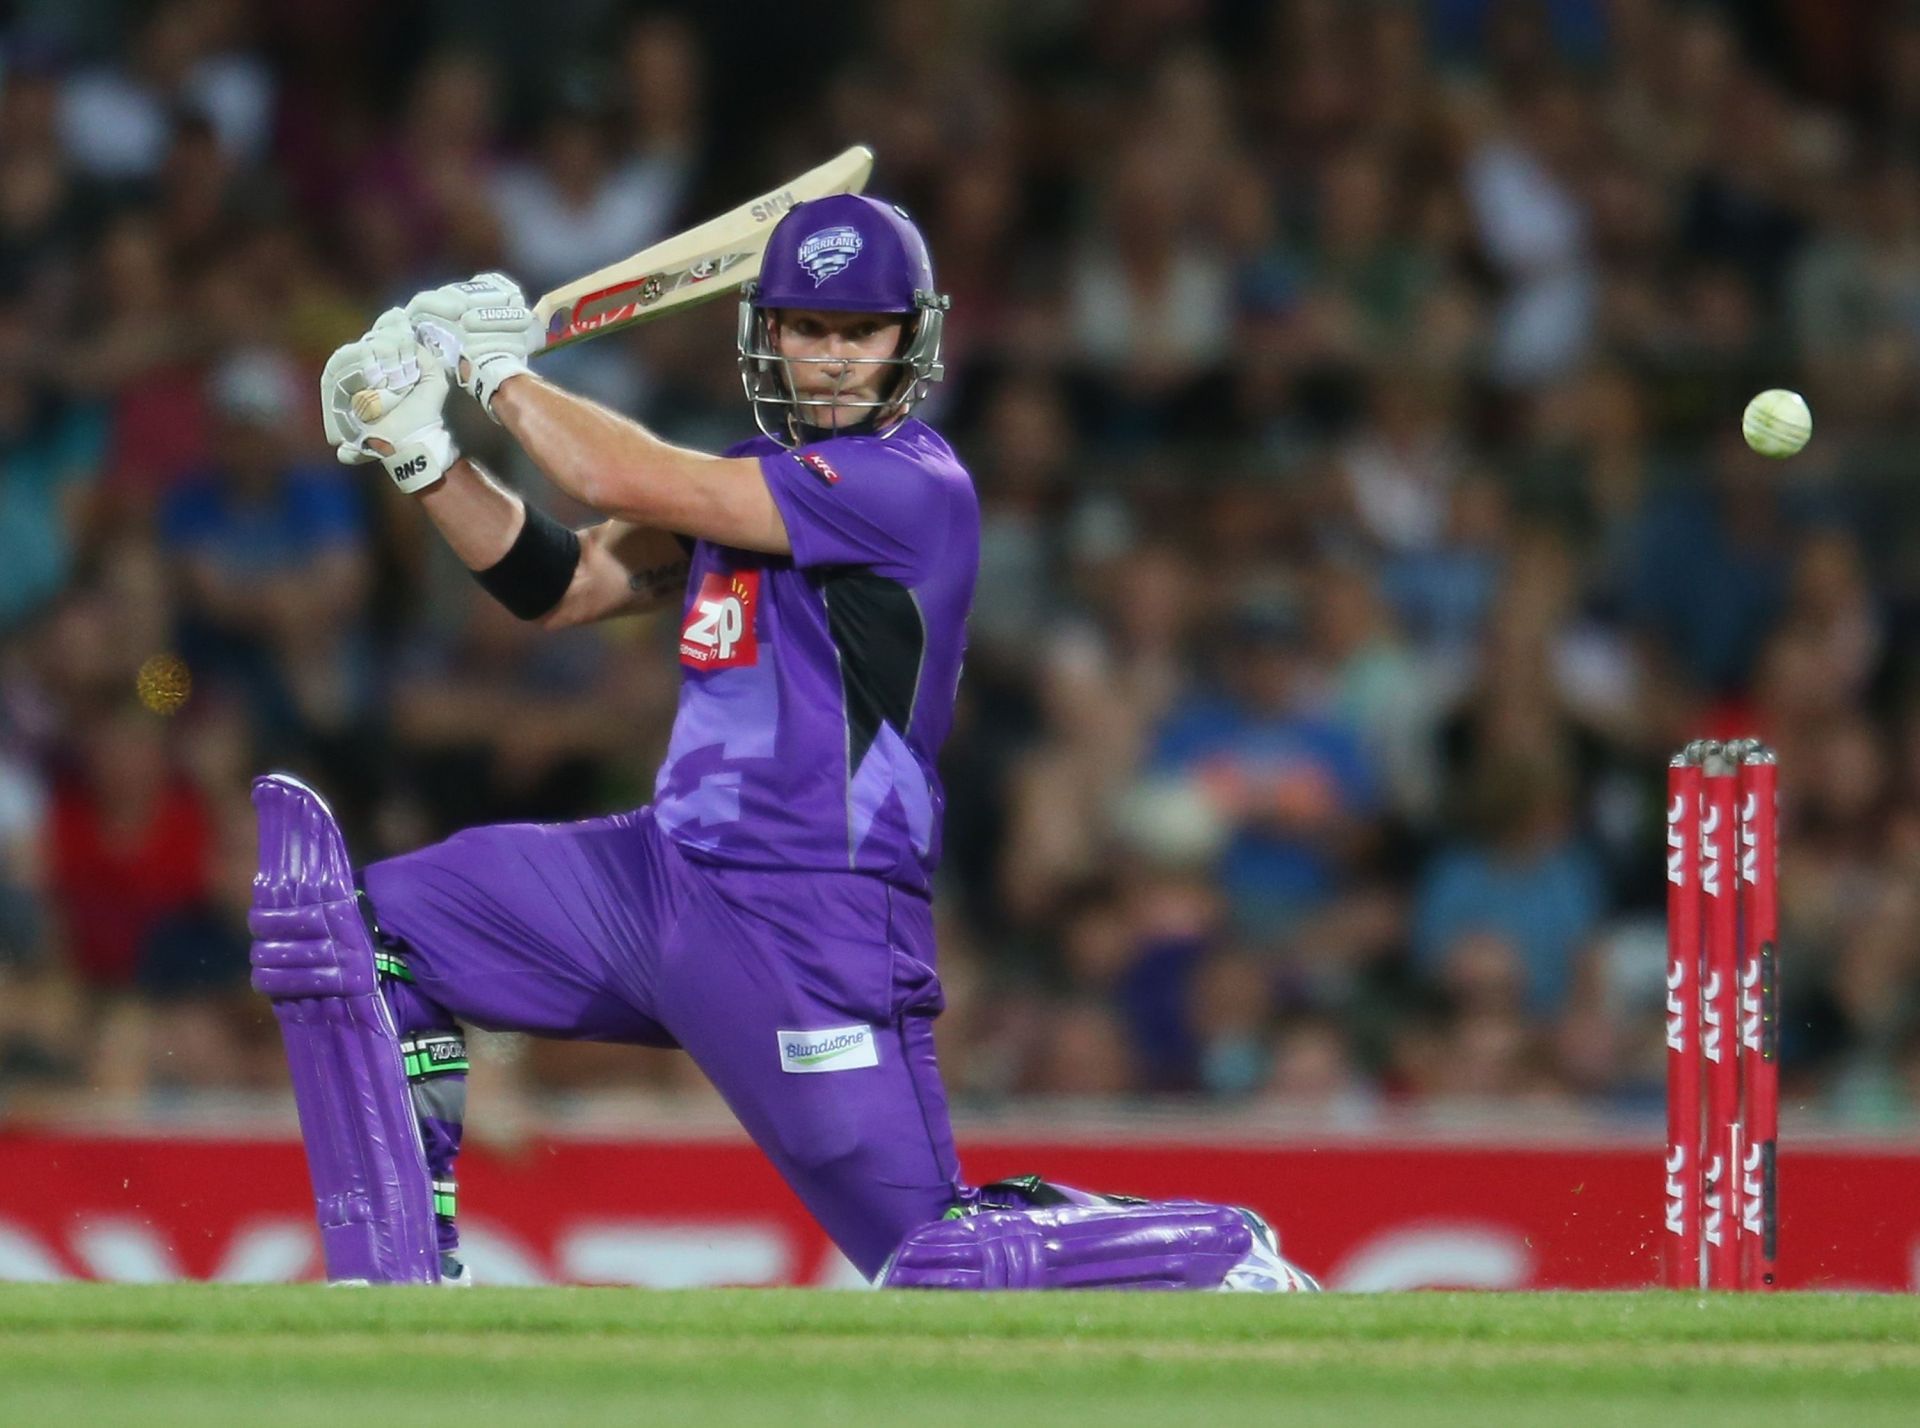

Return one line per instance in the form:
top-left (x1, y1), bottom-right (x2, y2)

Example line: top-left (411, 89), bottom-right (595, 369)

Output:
top-left (416, 458), bottom-right (527, 570)
top-left (415, 456), bottom-right (677, 628)
top-left (490, 373), bottom-right (722, 524)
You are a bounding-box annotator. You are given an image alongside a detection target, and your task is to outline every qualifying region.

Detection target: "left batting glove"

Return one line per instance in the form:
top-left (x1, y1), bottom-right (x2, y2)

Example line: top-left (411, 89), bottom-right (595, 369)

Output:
top-left (408, 272), bottom-right (543, 421)
top-left (320, 308), bottom-right (457, 493)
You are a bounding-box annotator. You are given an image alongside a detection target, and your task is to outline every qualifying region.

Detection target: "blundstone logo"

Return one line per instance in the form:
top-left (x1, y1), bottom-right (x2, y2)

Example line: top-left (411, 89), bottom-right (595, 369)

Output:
top-left (777, 1025), bottom-right (877, 1073)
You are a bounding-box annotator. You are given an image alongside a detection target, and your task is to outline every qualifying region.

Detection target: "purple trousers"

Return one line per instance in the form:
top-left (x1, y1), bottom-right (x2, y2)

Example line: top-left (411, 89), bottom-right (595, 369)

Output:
top-left (360, 807), bottom-right (962, 1279)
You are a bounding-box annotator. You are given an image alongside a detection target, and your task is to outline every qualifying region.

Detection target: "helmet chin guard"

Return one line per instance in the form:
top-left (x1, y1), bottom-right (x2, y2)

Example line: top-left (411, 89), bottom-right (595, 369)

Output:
top-left (735, 193), bottom-right (950, 446)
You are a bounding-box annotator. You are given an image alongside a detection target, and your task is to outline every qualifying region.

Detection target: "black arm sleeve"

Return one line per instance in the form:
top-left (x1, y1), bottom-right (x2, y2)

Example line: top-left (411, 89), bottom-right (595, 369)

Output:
top-left (473, 503), bottom-right (582, 621)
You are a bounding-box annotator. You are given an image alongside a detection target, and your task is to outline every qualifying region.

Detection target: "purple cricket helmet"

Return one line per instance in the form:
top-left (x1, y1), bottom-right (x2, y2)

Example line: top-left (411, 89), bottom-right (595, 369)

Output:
top-left (737, 193), bottom-right (950, 443)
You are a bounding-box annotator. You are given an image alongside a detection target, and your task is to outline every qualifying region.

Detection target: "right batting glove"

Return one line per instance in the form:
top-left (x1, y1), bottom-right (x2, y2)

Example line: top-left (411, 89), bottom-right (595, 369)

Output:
top-left (407, 273), bottom-right (544, 421)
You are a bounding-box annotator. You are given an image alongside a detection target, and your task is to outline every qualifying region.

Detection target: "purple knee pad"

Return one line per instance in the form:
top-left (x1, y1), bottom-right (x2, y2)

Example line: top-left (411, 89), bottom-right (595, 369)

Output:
top-left (249, 774), bottom-right (439, 1285)
top-left (878, 1201), bottom-right (1255, 1290)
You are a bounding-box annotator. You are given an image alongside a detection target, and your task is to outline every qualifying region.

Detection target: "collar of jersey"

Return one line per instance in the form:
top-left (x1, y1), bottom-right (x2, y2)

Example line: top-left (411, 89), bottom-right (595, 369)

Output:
top-left (792, 415), bottom-right (883, 444)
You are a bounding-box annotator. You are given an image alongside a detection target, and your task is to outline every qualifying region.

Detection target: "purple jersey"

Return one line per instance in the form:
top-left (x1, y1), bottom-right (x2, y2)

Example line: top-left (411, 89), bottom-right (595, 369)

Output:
top-left (652, 419), bottom-right (978, 893)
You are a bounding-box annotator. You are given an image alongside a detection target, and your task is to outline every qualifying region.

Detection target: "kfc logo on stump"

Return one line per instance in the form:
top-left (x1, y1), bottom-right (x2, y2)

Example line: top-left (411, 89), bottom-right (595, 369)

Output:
top-left (681, 569), bottom-right (761, 670)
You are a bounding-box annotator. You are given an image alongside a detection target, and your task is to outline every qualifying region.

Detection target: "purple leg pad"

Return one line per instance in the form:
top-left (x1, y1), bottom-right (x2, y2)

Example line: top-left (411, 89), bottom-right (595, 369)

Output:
top-left (249, 774), bottom-right (439, 1285)
top-left (879, 1201), bottom-right (1254, 1290)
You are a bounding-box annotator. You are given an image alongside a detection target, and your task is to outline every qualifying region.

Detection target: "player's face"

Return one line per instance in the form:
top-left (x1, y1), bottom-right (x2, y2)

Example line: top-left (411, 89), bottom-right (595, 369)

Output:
top-left (771, 309), bottom-right (906, 428)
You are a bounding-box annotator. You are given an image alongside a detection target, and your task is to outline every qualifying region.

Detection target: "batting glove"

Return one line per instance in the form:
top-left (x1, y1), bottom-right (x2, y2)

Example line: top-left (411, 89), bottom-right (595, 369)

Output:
top-left (408, 272), bottom-right (543, 420)
top-left (320, 308), bottom-right (457, 493)
top-left (405, 271), bottom-right (523, 362)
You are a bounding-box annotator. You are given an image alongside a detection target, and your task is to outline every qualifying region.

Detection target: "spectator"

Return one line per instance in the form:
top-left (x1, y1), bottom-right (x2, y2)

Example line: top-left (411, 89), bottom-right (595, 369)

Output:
top-left (57, 0), bottom-right (275, 182)
top-left (0, 309), bottom-right (107, 632)
top-left (159, 348), bottom-right (374, 768)
top-left (46, 704), bottom-right (212, 996)
top-left (1151, 598), bottom-right (1380, 938)
top-left (1413, 755), bottom-right (1607, 1016)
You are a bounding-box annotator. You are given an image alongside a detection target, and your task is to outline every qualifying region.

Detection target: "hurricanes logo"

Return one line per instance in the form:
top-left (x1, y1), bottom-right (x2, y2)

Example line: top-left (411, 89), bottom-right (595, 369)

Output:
top-left (796, 225), bottom-right (864, 285)
top-left (680, 569), bottom-right (760, 670)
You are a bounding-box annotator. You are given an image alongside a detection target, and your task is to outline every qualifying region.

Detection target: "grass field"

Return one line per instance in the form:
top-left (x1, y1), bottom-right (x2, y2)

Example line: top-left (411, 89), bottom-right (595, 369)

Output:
top-left (1, 1286), bottom-right (1916, 1428)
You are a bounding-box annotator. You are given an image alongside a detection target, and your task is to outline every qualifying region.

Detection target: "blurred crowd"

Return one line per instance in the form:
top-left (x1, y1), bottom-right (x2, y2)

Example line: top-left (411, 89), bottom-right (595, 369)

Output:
top-left (7, 0), bottom-right (1920, 1126)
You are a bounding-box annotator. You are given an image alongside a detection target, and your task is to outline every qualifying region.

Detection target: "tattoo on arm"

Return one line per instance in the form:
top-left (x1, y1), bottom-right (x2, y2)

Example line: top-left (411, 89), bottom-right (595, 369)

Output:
top-left (628, 560), bottom-right (690, 603)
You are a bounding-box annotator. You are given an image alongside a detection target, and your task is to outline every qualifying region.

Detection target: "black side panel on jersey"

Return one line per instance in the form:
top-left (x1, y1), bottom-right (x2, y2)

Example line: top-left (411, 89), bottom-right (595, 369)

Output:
top-left (822, 569), bottom-right (924, 769)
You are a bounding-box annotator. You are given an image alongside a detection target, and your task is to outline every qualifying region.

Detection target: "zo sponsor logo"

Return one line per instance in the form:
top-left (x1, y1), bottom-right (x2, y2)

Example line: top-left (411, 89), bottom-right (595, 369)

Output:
top-left (777, 1025), bottom-right (878, 1073)
top-left (680, 569), bottom-right (760, 671)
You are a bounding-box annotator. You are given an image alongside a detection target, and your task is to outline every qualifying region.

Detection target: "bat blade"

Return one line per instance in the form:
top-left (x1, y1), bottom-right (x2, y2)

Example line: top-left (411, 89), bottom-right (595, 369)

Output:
top-left (533, 145), bottom-right (874, 354)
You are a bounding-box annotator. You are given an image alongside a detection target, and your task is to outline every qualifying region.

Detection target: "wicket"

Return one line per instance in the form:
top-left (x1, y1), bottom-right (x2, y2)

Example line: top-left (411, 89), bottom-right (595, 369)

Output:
top-left (1664, 739), bottom-right (1780, 1290)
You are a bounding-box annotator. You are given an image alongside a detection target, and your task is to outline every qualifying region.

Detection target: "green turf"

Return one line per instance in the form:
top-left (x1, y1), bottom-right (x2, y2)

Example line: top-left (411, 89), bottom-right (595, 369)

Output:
top-left (1, 1287), bottom-right (1915, 1428)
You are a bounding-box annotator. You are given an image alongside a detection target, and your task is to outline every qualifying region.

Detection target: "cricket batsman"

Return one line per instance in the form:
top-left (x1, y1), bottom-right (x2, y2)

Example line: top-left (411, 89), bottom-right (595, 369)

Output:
top-left (253, 192), bottom-right (1317, 1291)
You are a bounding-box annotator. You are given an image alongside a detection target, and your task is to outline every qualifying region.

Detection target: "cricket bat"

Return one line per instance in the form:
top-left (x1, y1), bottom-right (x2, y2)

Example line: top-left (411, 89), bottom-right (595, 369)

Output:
top-left (533, 144), bottom-right (875, 352)
top-left (352, 146), bottom-right (874, 424)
